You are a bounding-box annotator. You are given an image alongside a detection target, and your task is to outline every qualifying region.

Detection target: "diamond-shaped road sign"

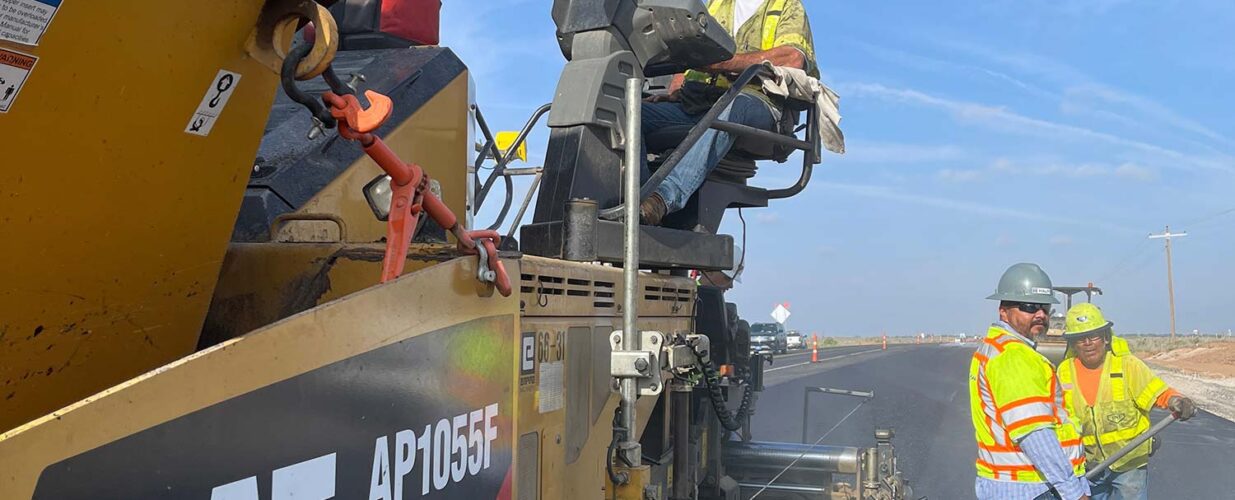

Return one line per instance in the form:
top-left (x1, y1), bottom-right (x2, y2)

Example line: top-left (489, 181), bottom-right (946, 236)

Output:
top-left (771, 304), bottom-right (791, 324)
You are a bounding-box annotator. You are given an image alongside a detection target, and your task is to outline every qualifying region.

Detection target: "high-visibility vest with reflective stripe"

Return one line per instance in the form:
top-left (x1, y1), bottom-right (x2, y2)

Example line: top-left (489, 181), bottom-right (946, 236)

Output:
top-left (683, 0), bottom-right (818, 90)
top-left (969, 325), bottom-right (1086, 482)
top-left (1057, 336), bottom-right (1169, 472)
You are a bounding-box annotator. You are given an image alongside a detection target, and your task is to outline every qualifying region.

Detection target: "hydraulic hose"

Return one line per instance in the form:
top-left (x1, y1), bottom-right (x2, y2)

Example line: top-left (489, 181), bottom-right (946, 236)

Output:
top-left (692, 343), bottom-right (754, 431)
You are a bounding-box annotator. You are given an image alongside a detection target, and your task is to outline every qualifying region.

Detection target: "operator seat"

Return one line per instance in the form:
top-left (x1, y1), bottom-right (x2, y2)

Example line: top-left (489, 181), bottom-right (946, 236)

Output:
top-left (642, 103), bottom-right (806, 234)
top-left (519, 0), bottom-right (820, 271)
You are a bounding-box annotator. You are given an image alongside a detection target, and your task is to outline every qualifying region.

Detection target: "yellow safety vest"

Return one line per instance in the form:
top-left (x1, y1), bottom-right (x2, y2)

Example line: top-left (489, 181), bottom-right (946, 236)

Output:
top-left (683, 0), bottom-right (818, 90)
top-left (969, 325), bottom-right (1086, 482)
top-left (1057, 336), bottom-right (1169, 472)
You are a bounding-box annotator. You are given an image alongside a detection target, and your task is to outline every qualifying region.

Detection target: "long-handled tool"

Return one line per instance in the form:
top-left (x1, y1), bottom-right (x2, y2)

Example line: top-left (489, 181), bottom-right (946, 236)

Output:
top-left (1084, 413), bottom-right (1179, 479)
top-left (1034, 413), bottom-right (1181, 500)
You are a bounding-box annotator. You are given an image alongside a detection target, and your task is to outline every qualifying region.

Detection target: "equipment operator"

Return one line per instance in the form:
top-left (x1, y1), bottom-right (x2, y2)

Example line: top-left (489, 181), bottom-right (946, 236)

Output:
top-left (639, 0), bottom-right (818, 225)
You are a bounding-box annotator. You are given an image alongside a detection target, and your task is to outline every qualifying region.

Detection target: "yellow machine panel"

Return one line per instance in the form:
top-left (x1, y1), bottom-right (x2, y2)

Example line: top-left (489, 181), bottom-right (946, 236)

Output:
top-left (0, 256), bottom-right (694, 500)
top-left (285, 72), bottom-right (472, 243)
top-left (0, 2), bottom-right (285, 432)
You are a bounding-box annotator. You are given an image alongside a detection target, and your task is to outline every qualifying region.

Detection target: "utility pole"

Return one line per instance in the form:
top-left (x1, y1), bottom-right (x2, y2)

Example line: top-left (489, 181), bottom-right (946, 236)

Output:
top-left (1148, 226), bottom-right (1187, 339)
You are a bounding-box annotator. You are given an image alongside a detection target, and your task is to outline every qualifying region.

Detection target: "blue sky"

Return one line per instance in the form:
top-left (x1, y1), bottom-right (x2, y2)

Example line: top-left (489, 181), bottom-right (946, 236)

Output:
top-left (443, 0), bottom-right (1235, 336)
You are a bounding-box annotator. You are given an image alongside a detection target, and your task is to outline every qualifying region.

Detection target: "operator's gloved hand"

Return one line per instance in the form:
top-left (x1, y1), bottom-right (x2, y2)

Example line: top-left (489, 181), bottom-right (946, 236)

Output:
top-left (1168, 395), bottom-right (1197, 421)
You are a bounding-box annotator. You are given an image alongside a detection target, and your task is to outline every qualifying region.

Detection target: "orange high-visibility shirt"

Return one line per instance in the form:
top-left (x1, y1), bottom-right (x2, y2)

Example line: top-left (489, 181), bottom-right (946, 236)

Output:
top-left (1073, 358), bottom-right (1177, 408)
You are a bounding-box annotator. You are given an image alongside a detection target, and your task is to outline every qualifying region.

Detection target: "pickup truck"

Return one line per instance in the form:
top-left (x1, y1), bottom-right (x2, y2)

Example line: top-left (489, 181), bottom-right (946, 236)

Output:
top-left (786, 331), bottom-right (804, 350)
top-left (750, 322), bottom-right (788, 354)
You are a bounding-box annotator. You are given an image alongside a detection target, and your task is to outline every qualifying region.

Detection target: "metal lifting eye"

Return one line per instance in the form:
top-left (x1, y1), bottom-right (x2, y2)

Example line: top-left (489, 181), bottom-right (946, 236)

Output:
top-left (248, 0), bottom-right (339, 79)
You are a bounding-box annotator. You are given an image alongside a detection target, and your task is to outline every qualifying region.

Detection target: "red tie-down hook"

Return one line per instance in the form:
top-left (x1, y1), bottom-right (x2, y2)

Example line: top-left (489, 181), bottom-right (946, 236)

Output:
top-left (320, 89), bottom-right (511, 295)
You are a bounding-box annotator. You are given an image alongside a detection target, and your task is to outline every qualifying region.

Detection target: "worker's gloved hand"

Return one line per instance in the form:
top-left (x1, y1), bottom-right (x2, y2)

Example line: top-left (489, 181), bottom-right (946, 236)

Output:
top-left (1168, 395), bottom-right (1197, 421)
top-left (644, 91), bottom-right (680, 103)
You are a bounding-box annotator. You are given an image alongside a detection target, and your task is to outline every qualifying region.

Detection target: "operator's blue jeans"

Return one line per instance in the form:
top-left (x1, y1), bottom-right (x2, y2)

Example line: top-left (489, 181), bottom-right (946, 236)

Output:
top-left (1088, 466), bottom-right (1148, 500)
top-left (641, 93), bottom-right (778, 213)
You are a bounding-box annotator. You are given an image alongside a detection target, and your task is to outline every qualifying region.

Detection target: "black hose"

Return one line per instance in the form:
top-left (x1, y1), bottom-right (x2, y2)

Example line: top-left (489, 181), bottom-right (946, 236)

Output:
top-left (693, 343), bottom-right (754, 432)
top-left (607, 406), bottom-right (630, 485)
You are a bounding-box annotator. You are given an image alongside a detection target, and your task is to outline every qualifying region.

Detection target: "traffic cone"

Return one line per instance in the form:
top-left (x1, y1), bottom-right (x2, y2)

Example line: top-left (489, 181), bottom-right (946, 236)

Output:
top-left (811, 337), bottom-right (819, 363)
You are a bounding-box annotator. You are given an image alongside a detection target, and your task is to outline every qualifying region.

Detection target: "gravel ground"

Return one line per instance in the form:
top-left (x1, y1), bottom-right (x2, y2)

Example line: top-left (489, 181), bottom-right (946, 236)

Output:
top-left (1150, 365), bottom-right (1235, 422)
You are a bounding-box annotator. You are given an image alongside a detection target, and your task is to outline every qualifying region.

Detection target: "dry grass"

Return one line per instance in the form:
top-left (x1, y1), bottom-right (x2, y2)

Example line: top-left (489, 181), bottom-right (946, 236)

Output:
top-left (1120, 335), bottom-right (1235, 357)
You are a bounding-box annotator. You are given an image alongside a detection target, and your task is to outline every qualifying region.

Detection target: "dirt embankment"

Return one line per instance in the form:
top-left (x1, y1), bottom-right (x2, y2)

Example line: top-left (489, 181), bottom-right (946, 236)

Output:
top-left (1148, 343), bottom-right (1235, 378)
top-left (1144, 341), bottom-right (1235, 422)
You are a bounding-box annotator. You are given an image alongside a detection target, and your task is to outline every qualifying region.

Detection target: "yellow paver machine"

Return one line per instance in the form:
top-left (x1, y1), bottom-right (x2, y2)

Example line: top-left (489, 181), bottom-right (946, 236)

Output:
top-left (0, 1), bottom-right (908, 498)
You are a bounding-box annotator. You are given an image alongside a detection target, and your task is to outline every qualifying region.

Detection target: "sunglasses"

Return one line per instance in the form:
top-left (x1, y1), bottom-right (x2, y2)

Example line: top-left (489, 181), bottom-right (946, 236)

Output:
top-left (1011, 302), bottom-right (1051, 314)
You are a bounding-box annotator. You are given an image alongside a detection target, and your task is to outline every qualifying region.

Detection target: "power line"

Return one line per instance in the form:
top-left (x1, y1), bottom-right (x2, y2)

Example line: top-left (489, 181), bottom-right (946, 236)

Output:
top-left (1180, 206), bottom-right (1235, 229)
top-left (1099, 246), bottom-right (1162, 286)
top-left (1094, 239), bottom-right (1154, 284)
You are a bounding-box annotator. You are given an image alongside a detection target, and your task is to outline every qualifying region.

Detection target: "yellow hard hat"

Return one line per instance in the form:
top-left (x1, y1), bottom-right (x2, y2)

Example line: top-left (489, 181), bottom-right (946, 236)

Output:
top-left (1064, 303), bottom-right (1114, 340)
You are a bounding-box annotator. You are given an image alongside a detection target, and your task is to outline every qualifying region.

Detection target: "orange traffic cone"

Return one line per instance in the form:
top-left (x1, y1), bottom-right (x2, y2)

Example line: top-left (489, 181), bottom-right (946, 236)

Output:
top-left (811, 337), bottom-right (819, 363)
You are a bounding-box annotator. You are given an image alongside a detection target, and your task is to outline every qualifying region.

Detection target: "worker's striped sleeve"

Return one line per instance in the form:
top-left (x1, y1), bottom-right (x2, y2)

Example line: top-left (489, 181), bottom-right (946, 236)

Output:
top-left (1020, 428), bottom-right (1090, 500)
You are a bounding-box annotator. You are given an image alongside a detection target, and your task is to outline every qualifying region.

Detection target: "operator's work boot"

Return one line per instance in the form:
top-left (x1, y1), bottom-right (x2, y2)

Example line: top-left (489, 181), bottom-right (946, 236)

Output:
top-left (640, 192), bottom-right (667, 226)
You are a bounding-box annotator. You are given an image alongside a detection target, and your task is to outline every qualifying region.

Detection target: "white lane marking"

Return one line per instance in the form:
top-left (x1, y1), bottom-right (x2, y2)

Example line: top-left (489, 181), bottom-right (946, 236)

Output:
top-left (776, 345), bottom-right (891, 359)
top-left (765, 348), bottom-right (883, 372)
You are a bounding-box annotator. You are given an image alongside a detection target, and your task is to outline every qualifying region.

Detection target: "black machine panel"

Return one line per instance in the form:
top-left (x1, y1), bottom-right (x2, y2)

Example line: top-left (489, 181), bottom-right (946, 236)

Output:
top-left (233, 46), bottom-right (466, 242)
top-left (33, 316), bottom-right (515, 500)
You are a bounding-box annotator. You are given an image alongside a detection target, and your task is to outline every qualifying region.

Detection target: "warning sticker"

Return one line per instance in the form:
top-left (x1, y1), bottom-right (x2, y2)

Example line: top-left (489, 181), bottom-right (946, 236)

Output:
top-left (0, 47), bottom-right (36, 113)
top-left (184, 69), bottom-right (241, 137)
top-left (0, 0), bottom-right (64, 46)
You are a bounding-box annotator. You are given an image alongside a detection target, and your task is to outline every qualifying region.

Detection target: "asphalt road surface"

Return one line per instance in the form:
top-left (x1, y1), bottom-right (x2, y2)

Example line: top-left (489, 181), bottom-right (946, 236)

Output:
top-left (746, 343), bottom-right (1235, 499)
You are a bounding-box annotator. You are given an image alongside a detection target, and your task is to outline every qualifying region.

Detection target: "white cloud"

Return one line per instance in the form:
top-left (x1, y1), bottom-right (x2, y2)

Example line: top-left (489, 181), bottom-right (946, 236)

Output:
top-left (937, 168), bottom-right (984, 183)
top-left (995, 234), bottom-right (1017, 248)
top-left (1063, 84), bottom-right (1234, 148)
top-left (848, 40), bottom-right (1060, 102)
top-left (940, 41), bottom-right (1233, 151)
top-left (1048, 0), bottom-right (1133, 15)
top-left (840, 141), bottom-right (968, 164)
top-left (935, 158), bottom-right (1158, 183)
top-left (841, 82), bottom-right (1233, 173)
top-left (816, 181), bottom-right (1138, 233)
top-left (1114, 163), bottom-right (1156, 181)
top-left (754, 211), bottom-right (781, 224)
top-left (1050, 235), bottom-right (1074, 246)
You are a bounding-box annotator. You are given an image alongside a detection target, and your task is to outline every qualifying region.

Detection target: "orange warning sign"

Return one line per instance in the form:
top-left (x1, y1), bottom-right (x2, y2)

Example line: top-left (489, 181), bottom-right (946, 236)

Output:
top-left (0, 49), bottom-right (36, 70)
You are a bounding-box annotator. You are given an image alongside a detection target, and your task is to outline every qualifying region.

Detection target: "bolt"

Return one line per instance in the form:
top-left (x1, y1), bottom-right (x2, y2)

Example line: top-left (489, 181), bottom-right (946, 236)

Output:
top-left (650, 336), bottom-right (659, 345)
top-left (347, 73), bottom-right (366, 92)
top-left (634, 358), bottom-right (649, 372)
top-left (649, 383), bottom-right (659, 391)
top-left (612, 333), bottom-right (622, 345)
